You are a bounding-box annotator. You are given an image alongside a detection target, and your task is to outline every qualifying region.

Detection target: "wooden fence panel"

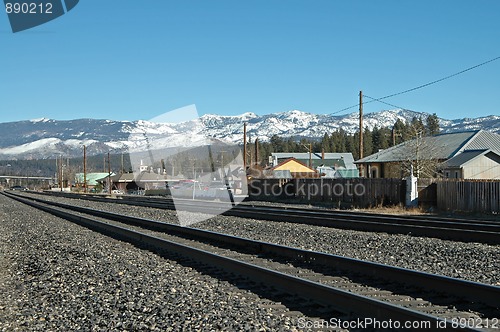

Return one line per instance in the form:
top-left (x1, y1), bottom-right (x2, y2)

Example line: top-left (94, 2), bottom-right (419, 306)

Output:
top-left (417, 178), bottom-right (438, 206)
top-left (248, 178), bottom-right (406, 208)
top-left (437, 179), bottom-right (500, 213)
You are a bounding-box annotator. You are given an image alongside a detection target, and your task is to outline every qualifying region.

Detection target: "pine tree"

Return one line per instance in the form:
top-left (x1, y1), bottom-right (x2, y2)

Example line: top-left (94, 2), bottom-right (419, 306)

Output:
top-left (426, 113), bottom-right (440, 136)
top-left (392, 119), bottom-right (407, 145)
top-left (372, 126), bottom-right (390, 152)
top-left (321, 133), bottom-right (331, 152)
top-left (379, 127), bottom-right (391, 149)
top-left (338, 128), bottom-right (347, 152)
top-left (350, 133), bottom-right (360, 160)
top-left (410, 116), bottom-right (425, 136)
top-left (363, 127), bottom-right (373, 157)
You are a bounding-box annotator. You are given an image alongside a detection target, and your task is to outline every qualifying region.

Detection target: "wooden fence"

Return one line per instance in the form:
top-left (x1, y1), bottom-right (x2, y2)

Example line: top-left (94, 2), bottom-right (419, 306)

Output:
top-left (417, 178), bottom-right (438, 207)
top-left (248, 178), bottom-right (406, 208)
top-left (248, 178), bottom-right (499, 213)
top-left (436, 179), bottom-right (500, 213)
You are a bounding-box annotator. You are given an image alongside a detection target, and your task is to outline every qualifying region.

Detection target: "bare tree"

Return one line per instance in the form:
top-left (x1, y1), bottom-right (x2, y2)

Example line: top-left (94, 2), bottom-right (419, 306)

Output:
top-left (400, 126), bottom-right (444, 178)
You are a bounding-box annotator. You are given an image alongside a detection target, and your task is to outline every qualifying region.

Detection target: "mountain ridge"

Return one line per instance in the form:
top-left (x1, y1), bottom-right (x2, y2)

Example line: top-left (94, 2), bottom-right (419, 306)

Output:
top-left (0, 109), bottom-right (498, 160)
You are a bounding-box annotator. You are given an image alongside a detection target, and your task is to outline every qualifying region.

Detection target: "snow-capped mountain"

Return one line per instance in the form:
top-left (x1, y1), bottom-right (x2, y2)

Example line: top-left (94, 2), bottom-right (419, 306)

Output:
top-left (0, 109), bottom-right (498, 160)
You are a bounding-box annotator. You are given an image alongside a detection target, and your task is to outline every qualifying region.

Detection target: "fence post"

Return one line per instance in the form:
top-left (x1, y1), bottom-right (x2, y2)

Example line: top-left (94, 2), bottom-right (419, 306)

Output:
top-left (405, 166), bottom-right (418, 207)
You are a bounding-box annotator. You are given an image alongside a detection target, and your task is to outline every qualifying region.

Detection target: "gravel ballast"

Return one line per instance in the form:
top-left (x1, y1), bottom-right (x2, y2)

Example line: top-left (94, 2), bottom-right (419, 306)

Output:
top-left (20, 193), bottom-right (500, 286)
top-left (0, 195), bottom-right (307, 331)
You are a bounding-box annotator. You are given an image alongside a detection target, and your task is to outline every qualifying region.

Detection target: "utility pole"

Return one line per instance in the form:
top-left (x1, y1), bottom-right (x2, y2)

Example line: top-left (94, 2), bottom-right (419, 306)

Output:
top-left (219, 150), bottom-right (227, 177)
top-left (83, 145), bottom-right (87, 193)
top-left (107, 152), bottom-right (111, 195)
top-left (161, 159), bottom-right (166, 175)
top-left (59, 155), bottom-right (63, 192)
top-left (207, 145), bottom-right (216, 174)
top-left (121, 153), bottom-right (124, 174)
top-left (309, 143), bottom-right (312, 168)
top-left (359, 90), bottom-right (364, 178)
top-left (55, 157), bottom-right (58, 189)
top-left (254, 138), bottom-right (259, 166)
top-left (359, 90), bottom-right (364, 160)
top-left (243, 122), bottom-right (247, 170)
top-left (302, 143), bottom-right (313, 168)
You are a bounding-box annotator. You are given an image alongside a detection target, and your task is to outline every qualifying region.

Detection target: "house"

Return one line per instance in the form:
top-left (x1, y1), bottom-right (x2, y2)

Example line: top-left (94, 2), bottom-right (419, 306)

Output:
top-left (440, 149), bottom-right (500, 179)
top-left (355, 130), bottom-right (500, 178)
top-left (109, 173), bottom-right (137, 192)
top-left (271, 152), bottom-right (356, 168)
top-left (108, 171), bottom-right (189, 193)
top-left (267, 157), bottom-right (319, 178)
top-left (75, 172), bottom-right (115, 191)
top-left (270, 152), bottom-right (358, 178)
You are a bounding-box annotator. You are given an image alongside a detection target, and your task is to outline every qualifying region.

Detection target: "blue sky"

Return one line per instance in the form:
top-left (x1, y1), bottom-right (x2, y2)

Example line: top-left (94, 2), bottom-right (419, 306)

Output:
top-left (1, 0), bottom-right (499, 123)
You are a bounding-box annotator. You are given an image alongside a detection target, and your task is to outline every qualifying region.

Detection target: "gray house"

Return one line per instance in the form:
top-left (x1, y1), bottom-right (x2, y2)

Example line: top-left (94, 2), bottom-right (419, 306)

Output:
top-left (440, 149), bottom-right (500, 179)
top-left (355, 130), bottom-right (500, 178)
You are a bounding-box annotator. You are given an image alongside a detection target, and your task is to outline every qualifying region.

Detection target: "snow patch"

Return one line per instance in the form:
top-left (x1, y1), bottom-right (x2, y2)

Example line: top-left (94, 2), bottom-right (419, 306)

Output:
top-left (30, 118), bottom-right (51, 123)
top-left (0, 137), bottom-right (61, 154)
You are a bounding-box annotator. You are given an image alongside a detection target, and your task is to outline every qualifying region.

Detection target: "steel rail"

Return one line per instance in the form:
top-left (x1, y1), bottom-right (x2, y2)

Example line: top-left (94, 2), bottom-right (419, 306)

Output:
top-left (123, 196), bottom-right (500, 229)
top-left (6, 191), bottom-right (500, 310)
top-left (3, 191), bottom-right (486, 331)
top-left (129, 194), bottom-right (500, 223)
top-left (32, 191), bottom-right (500, 244)
top-left (37, 190), bottom-right (500, 225)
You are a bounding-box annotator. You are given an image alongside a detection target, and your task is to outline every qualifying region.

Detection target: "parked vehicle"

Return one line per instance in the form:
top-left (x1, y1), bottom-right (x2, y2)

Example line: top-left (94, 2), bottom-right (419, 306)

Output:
top-left (10, 185), bottom-right (28, 191)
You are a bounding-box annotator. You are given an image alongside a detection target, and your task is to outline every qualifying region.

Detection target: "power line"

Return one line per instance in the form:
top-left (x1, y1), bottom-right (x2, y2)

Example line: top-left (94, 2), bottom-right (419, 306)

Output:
top-left (375, 56), bottom-right (500, 101)
top-left (363, 95), bottom-right (413, 111)
top-left (331, 55), bottom-right (500, 115)
top-left (331, 103), bottom-right (362, 115)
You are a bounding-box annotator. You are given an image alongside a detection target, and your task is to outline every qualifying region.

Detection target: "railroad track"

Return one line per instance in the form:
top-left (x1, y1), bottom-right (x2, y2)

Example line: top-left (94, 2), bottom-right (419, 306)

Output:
top-left (4, 191), bottom-right (499, 331)
top-left (29, 191), bottom-right (500, 244)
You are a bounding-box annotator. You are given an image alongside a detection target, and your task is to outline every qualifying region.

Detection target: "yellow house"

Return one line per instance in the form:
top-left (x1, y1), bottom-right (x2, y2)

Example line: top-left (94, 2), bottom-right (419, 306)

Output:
top-left (272, 158), bottom-right (319, 178)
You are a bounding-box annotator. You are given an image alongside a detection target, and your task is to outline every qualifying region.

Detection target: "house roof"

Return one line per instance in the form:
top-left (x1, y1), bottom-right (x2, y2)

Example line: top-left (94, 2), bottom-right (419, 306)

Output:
top-left (310, 158), bottom-right (346, 168)
top-left (272, 152), bottom-right (356, 169)
top-left (136, 172), bottom-right (169, 182)
top-left (462, 131), bottom-right (500, 150)
top-left (110, 173), bottom-right (136, 183)
top-left (271, 157), bottom-right (316, 172)
top-left (75, 173), bottom-right (115, 186)
top-left (355, 130), bottom-right (500, 164)
top-left (335, 169), bottom-right (360, 178)
top-left (441, 149), bottom-right (500, 168)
